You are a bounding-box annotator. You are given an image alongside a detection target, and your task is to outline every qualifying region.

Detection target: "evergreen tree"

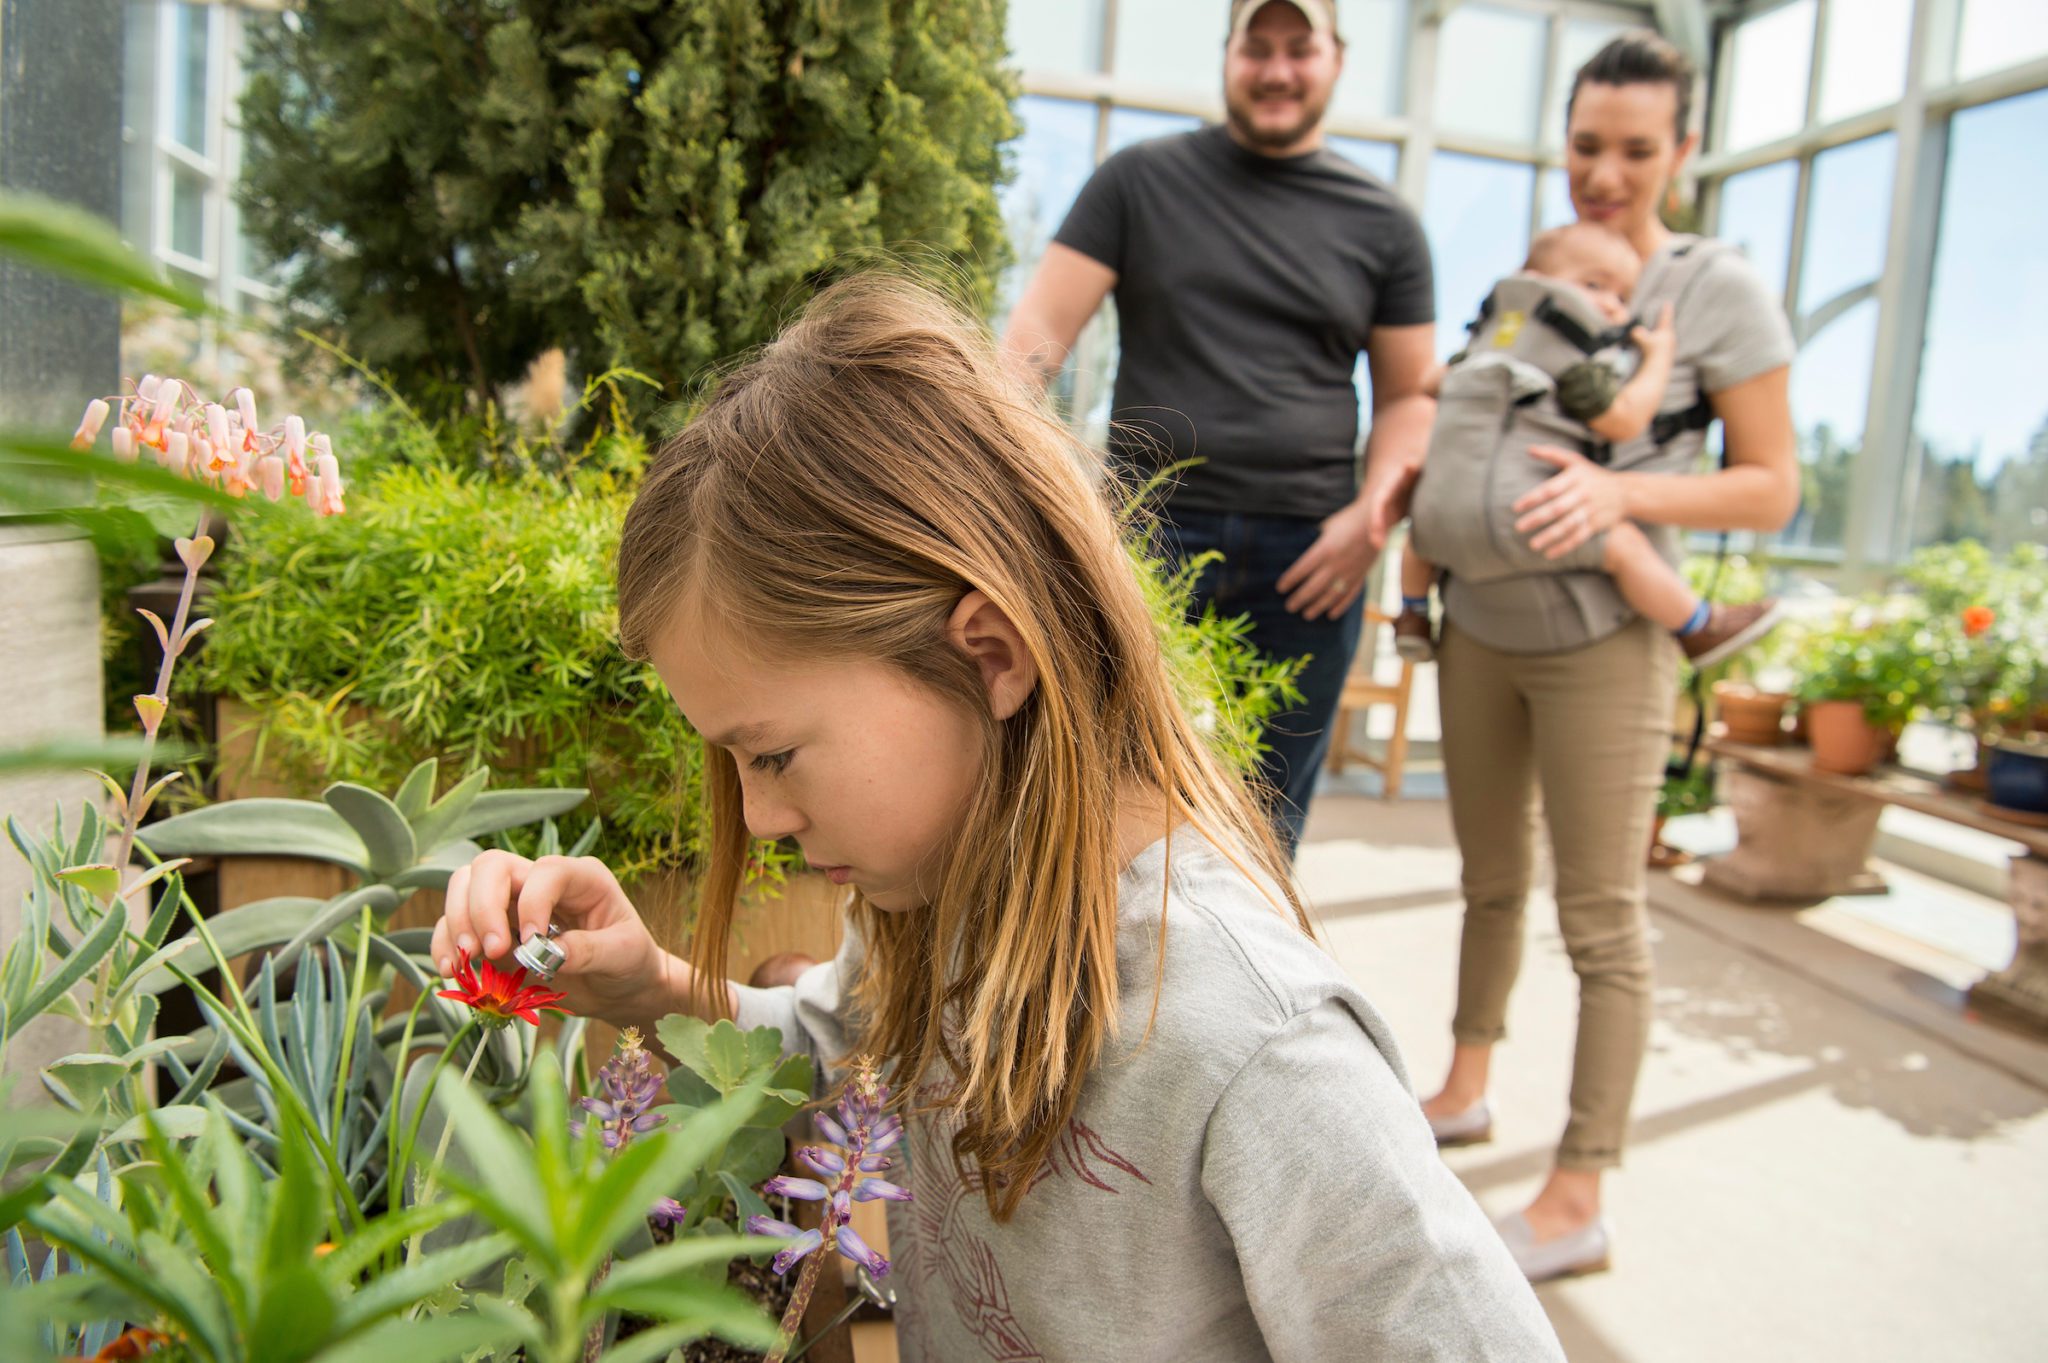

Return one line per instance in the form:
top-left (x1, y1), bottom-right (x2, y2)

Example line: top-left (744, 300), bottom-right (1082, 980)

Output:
top-left (239, 1), bottom-right (1018, 418)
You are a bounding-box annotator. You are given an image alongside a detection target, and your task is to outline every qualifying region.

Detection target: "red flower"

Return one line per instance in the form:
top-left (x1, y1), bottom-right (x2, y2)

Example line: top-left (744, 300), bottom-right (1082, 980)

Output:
top-left (1962, 605), bottom-right (1995, 638)
top-left (436, 947), bottom-right (569, 1027)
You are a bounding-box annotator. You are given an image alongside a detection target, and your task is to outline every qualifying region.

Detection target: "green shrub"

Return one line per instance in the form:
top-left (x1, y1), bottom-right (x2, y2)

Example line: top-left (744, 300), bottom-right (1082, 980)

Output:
top-left (199, 445), bottom-right (1305, 886)
top-left (239, 0), bottom-right (1017, 420)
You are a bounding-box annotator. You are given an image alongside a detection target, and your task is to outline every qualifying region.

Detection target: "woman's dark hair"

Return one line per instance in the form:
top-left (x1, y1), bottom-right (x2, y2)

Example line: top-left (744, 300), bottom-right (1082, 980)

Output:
top-left (1566, 29), bottom-right (1696, 142)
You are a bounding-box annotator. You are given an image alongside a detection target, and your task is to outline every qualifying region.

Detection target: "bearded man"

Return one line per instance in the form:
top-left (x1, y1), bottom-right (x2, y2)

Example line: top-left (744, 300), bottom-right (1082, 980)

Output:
top-left (1002, 0), bottom-right (1438, 852)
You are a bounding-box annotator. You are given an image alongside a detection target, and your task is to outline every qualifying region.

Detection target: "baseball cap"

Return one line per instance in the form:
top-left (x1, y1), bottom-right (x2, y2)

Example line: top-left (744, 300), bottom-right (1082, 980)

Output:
top-left (1228, 0), bottom-right (1339, 40)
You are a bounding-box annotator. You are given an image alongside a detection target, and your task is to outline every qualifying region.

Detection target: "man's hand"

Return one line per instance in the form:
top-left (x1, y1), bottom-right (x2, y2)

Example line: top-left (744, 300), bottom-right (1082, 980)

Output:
top-left (1277, 501), bottom-right (1379, 621)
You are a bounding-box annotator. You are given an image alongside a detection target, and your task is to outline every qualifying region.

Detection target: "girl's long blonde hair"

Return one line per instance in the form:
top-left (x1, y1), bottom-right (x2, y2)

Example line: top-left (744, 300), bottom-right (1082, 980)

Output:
top-left (617, 274), bottom-right (1307, 1220)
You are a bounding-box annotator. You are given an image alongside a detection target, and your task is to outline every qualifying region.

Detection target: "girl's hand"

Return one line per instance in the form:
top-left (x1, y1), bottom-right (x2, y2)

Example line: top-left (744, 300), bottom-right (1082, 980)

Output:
top-left (1512, 446), bottom-right (1628, 560)
top-left (432, 850), bottom-right (676, 1027)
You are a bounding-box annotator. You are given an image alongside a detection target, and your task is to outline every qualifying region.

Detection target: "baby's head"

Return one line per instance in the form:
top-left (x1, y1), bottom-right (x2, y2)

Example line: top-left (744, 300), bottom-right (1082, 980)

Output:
top-left (1523, 222), bottom-right (1641, 324)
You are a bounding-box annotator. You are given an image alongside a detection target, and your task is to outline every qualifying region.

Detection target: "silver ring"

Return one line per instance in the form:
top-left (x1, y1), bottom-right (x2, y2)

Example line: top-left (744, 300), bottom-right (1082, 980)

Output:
top-left (513, 923), bottom-right (566, 981)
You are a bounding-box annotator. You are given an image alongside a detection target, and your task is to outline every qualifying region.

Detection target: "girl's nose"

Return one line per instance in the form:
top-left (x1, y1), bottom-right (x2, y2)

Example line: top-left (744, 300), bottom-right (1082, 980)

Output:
top-left (741, 785), bottom-right (805, 843)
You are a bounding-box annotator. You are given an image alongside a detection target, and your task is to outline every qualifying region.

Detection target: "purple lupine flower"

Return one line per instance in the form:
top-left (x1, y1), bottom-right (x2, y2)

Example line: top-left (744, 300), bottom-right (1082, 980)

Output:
top-left (836, 1225), bottom-right (890, 1276)
top-left (761, 1175), bottom-right (829, 1201)
top-left (758, 1056), bottom-right (912, 1283)
top-left (575, 1027), bottom-right (668, 1152)
top-left (649, 1197), bottom-right (687, 1226)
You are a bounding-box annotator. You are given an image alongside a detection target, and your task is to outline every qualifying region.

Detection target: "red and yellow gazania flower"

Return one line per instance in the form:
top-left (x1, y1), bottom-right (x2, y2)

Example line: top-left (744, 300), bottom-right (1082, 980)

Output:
top-left (436, 947), bottom-right (569, 1028)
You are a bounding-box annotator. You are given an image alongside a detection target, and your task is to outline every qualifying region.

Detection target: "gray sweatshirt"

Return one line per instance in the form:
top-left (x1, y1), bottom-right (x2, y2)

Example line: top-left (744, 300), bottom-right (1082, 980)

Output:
top-left (733, 830), bottom-right (1564, 1362)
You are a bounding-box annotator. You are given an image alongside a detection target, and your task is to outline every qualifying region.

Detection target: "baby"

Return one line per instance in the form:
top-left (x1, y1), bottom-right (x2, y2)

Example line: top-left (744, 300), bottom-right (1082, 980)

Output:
top-left (1397, 222), bottom-right (1777, 667)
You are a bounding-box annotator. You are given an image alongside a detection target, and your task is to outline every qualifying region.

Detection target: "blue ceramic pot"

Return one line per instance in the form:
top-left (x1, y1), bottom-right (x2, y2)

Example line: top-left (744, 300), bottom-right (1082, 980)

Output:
top-left (1987, 743), bottom-right (2048, 814)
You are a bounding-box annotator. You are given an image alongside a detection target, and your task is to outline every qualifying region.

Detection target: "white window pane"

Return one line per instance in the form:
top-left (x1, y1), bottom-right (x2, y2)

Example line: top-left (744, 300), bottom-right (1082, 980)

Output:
top-left (1537, 167), bottom-right (1575, 230)
top-left (1818, 0), bottom-right (1910, 124)
top-left (1331, 0), bottom-right (1408, 123)
top-left (171, 2), bottom-right (213, 155)
top-left (1423, 152), bottom-right (1535, 357)
top-left (1328, 135), bottom-right (1397, 183)
top-left (1957, 0), bottom-right (2048, 82)
top-left (1113, 0), bottom-right (1228, 92)
top-left (1797, 132), bottom-right (1895, 318)
top-left (1723, 0), bottom-right (1816, 152)
top-left (1783, 297), bottom-right (1879, 555)
top-left (170, 167), bottom-right (207, 262)
top-left (1105, 106), bottom-right (1200, 156)
top-left (1009, 0), bottom-right (1103, 76)
top-left (1545, 17), bottom-right (1631, 148)
top-left (1433, 4), bottom-right (1547, 146)
top-left (1715, 159), bottom-right (1799, 303)
top-left (1910, 88), bottom-right (2048, 551)
top-left (999, 97), bottom-right (1100, 318)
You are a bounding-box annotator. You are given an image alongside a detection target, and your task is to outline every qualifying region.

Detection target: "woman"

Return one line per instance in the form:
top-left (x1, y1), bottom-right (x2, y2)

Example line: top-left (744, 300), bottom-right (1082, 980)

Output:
top-left (1416, 31), bottom-right (1799, 1281)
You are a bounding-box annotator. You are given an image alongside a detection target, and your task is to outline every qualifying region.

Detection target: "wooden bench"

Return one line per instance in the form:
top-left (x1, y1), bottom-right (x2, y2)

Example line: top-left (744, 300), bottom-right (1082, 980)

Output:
top-left (1703, 736), bottom-right (2048, 1035)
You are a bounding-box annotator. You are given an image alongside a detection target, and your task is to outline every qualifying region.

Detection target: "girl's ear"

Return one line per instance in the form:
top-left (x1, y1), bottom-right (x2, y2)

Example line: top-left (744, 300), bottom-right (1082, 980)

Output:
top-left (948, 590), bottom-right (1040, 721)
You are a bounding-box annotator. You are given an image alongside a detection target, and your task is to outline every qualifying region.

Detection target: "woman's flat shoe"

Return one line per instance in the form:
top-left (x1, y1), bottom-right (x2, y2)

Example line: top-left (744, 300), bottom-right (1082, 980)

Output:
top-left (1425, 1097), bottom-right (1492, 1146)
top-left (1494, 1211), bottom-right (1612, 1283)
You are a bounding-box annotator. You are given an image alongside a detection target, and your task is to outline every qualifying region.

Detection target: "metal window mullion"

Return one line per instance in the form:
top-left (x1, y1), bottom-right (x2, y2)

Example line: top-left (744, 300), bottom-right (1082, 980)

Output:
top-left (1805, 0), bottom-right (1831, 133)
top-left (1781, 152), bottom-right (1814, 324)
top-left (1531, 7), bottom-right (1567, 242)
top-left (1839, 0), bottom-right (1948, 579)
top-left (1399, 4), bottom-right (1441, 207)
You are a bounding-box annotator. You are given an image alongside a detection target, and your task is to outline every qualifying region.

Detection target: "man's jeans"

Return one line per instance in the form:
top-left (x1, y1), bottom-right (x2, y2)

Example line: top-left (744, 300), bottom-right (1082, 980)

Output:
top-left (1155, 508), bottom-right (1365, 855)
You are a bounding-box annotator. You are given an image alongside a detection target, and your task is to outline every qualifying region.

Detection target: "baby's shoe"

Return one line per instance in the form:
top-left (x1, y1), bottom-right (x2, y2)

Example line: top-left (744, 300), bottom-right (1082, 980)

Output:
top-left (1682, 597), bottom-right (1782, 669)
top-left (1394, 608), bottom-right (1434, 662)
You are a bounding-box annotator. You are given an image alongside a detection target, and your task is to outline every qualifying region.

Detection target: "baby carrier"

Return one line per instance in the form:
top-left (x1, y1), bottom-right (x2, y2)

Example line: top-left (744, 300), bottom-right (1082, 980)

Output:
top-left (1411, 236), bottom-right (1735, 655)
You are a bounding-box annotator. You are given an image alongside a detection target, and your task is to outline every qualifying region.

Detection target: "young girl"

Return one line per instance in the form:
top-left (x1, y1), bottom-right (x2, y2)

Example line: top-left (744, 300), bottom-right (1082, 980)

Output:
top-left (430, 276), bottom-right (1562, 1361)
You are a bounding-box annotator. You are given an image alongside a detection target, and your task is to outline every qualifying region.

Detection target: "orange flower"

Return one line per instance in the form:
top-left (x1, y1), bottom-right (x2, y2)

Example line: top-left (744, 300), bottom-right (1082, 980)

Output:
top-left (436, 947), bottom-right (569, 1028)
top-left (1962, 606), bottom-right (1995, 638)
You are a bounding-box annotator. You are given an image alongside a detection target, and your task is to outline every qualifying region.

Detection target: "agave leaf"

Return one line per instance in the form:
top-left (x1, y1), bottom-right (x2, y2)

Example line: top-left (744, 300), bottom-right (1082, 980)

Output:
top-left (392, 758), bottom-right (439, 821)
top-left (405, 766), bottom-right (489, 857)
top-left (119, 896), bottom-right (326, 1000)
top-left (439, 788), bottom-right (590, 846)
top-left (388, 839), bottom-right (483, 892)
top-left (139, 798), bottom-right (370, 875)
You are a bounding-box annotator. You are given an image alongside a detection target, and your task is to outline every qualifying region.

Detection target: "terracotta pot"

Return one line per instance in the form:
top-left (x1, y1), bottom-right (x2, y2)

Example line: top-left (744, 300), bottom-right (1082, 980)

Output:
top-left (1712, 681), bottom-right (1791, 746)
top-left (1804, 699), bottom-right (1892, 776)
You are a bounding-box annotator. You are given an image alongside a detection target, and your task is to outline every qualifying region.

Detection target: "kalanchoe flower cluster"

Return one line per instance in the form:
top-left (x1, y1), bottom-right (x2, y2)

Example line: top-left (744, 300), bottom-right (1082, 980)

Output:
top-left (71, 374), bottom-right (345, 513)
top-left (748, 1056), bottom-right (908, 1279)
top-left (572, 1027), bottom-right (666, 1150)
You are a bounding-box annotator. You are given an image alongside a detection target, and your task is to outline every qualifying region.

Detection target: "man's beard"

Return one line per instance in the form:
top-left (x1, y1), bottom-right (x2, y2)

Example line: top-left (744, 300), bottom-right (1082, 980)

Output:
top-left (1224, 85), bottom-right (1329, 150)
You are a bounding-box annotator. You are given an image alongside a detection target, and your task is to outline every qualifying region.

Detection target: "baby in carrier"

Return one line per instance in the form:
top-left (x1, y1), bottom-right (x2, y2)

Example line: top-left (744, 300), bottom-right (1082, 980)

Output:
top-left (1396, 222), bottom-right (1778, 667)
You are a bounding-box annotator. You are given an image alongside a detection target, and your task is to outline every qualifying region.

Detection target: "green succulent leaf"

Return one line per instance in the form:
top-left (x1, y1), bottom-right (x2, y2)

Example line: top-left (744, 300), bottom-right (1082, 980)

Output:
top-left (324, 783), bottom-right (419, 881)
top-left (120, 896), bottom-right (327, 1000)
top-left (139, 798), bottom-right (371, 875)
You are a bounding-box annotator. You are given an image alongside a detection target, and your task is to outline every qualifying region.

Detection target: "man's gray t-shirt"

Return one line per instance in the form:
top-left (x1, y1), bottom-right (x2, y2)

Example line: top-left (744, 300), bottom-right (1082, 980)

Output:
top-left (733, 830), bottom-right (1564, 1362)
top-left (1054, 125), bottom-right (1435, 520)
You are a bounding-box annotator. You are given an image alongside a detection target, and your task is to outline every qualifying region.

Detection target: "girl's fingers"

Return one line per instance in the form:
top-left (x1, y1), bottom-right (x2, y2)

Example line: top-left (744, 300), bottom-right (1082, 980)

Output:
top-left (512, 855), bottom-right (587, 948)
top-left (441, 862), bottom-right (478, 963)
top-left (462, 849), bottom-right (532, 959)
top-left (429, 918), bottom-right (453, 978)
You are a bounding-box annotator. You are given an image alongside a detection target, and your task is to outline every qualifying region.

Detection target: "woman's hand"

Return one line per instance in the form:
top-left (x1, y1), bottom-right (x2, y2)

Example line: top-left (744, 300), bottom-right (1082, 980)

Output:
top-left (432, 850), bottom-right (679, 1027)
top-left (1512, 446), bottom-right (1629, 560)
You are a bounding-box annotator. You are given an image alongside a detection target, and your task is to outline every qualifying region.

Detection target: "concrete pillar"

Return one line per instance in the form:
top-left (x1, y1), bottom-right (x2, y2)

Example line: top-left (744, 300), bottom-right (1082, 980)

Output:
top-left (1, 0), bottom-right (126, 1086)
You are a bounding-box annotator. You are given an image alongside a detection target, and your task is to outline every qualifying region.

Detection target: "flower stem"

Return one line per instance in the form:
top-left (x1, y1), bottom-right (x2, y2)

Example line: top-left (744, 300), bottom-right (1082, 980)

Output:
top-left (767, 1241), bottom-right (830, 1363)
top-left (405, 1030), bottom-right (491, 1263)
top-left (111, 504), bottom-right (209, 880)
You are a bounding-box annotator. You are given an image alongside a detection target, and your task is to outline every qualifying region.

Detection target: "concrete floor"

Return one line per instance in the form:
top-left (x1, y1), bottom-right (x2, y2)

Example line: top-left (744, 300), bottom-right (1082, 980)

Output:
top-left (1296, 783), bottom-right (2048, 1363)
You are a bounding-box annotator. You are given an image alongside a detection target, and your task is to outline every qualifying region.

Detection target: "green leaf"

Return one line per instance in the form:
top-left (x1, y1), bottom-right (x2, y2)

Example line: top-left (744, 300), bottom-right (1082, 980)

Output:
top-left (590, 1286), bottom-right (783, 1361)
top-left (120, 896), bottom-right (327, 999)
top-left (655, 1015), bottom-right (711, 1082)
top-left (139, 798), bottom-right (370, 874)
top-left (405, 767), bottom-right (489, 857)
top-left (749, 1053), bottom-right (816, 1127)
top-left (315, 1201), bottom-right (469, 1285)
top-left (330, 1231), bottom-right (515, 1335)
top-left (388, 839), bottom-right (484, 892)
top-left (0, 189), bottom-right (206, 308)
top-left (0, 736), bottom-right (157, 776)
top-left (717, 1171), bottom-right (772, 1230)
top-left (702, 1021), bottom-right (752, 1093)
top-left (393, 758), bottom-right (440, 821)
top-left (1, 430), bottom-right (240, 509)
top-left (19, 900), bottom-right (124, 1024)
top-left (307, 1302), bottom-right (533, 1363)
top-left (108, 1103), bottom-right (209, 1144)
top-left (248, 1262), bottom-right (339, 1363)
top-left (323, 783), bottom-right (418, 881)
top-left (722, 1125), bottom-right (787, 1189)
top-left (41, 1054), bottom-right (129, 1111)
top-left (271, 883), bottom-right (403, 972)
top-left (431, 1070), bottom-right (553, 1262)
top-left (571, 1083), bottom-right (768, 1278)
top-left (441, 788), bottom-right (590, 845)
top-left (52, 863), bottom-right (120, 901)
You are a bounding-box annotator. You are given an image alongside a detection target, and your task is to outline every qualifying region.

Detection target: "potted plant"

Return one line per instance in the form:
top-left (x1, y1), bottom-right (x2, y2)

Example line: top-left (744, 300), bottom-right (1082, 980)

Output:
top-left (1650, 762), bottom-right (1714, 869)
top-left (1988, 732), bottom-right (2048, 818)
top-left (1793, 612), bottom-right (1937, 776)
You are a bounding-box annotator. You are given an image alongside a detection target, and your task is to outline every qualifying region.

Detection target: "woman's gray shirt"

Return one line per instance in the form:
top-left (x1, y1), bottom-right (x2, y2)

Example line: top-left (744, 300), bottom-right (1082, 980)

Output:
top-left (1440, 233), bottom-right (1796, 655)
top-left (733, 831), bottom-right (1565, 1362)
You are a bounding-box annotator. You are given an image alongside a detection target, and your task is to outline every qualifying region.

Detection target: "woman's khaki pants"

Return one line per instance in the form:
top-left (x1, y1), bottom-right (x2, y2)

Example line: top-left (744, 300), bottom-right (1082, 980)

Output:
top-left (1436, 617), bottom-right (1678, 1170)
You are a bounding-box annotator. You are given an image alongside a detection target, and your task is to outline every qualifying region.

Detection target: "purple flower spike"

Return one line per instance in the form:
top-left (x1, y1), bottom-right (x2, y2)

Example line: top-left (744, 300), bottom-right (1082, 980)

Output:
top-left (746, 1214), bottom-right (805, 1239)
top-left (771, 1228), bottom-right (825, 1275)
top-left (836, 1225), bottom-right (891, 1277)
top-left (853, 1178), bottom-right (912, 1203)
top-left (648, 1197), bottom-right (687, 1226)
top-left (856, 1154), bottom-right (894, 1173)
top-left (761, 1175), bottom-right (829, 1201)
top-left (799, 1145), bottom-right (846, 1177)
top-left (576, 1029), bottom-right (670, 1155)
top-left (814, 1112), bottom-right (850, 1147)
top-left (868, 1117), bottom-right (904, 1152)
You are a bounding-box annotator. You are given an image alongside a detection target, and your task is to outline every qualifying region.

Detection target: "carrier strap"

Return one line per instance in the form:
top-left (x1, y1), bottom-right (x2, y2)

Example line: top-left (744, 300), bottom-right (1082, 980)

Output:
top-left (1531, 296), bottom-right (1631, 356)
top-left (1650, 395), bottom-right (1715, 446)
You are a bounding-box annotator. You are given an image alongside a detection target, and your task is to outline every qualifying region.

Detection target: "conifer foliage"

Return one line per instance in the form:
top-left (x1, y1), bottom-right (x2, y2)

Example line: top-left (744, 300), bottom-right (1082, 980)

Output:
top-left (239, 1), bottom-right (1017, 418)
